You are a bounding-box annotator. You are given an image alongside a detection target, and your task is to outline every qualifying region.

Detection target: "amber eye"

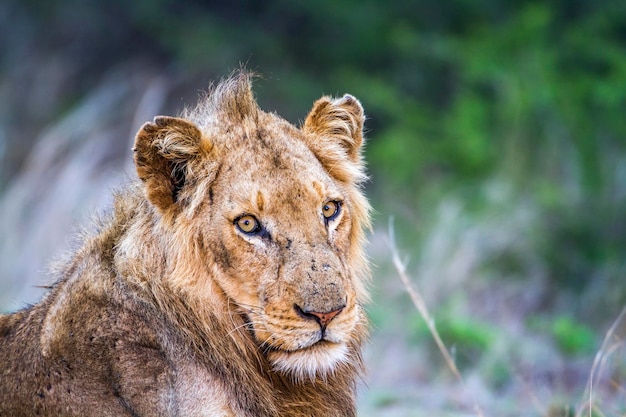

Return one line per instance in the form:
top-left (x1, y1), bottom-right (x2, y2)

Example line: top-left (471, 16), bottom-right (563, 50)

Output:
top-left (322, 201), bottom-right (341, 221)
top-left (235, 215), bottom-right (260, 234)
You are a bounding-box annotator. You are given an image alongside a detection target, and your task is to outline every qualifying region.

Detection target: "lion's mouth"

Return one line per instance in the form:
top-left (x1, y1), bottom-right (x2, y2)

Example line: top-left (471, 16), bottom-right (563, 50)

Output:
top-left (268, 337), bottom-right (337, 354)
top-left (240, 310), bottom-right (344, 351)
top-left (238, 309), bottom-right (353, 380)
top-left (266, 340), bottom-right (350, 382)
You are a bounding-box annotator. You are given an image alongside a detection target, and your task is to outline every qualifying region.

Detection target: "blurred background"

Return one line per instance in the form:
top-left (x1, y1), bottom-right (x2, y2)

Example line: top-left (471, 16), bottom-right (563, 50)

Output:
top-left (1, 0), bottom-right (625, 415)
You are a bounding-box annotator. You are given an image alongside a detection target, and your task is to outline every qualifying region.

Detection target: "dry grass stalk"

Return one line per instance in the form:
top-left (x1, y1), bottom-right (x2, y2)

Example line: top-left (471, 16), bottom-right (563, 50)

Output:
top-left (387, 218), bottom-right (486, 417)
top-left (576, 305), bottom-right (626, 417)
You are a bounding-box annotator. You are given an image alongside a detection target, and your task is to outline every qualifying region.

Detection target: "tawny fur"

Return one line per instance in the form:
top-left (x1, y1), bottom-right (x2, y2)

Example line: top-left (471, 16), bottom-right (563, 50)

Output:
top-left (0, 72), bottom-right (371, 416)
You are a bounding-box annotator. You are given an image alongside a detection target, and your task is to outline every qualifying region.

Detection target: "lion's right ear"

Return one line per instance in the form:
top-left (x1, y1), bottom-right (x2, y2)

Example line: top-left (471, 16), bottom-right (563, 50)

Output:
top-left (133, 116), bottom-right (208, 213)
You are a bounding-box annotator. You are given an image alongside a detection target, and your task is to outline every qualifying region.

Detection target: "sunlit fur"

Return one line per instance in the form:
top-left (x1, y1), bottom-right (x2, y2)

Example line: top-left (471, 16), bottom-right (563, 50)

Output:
top-left (0, 72), bottom-right (371, 417)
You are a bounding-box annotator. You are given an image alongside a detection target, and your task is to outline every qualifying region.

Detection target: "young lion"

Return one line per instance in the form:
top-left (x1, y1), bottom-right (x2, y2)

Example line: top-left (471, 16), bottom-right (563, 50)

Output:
top-left (0, 72), bottom-right (371, 417)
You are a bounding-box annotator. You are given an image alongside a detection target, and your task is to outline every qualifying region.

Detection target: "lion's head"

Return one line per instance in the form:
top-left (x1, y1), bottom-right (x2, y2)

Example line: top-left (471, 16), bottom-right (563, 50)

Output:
top-left (132, 73), bottom-right (370, 382)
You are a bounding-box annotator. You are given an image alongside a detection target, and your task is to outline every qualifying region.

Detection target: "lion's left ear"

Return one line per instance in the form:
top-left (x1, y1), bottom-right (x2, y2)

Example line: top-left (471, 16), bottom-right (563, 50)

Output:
top-left (302, 94), bottom-right (366, 182)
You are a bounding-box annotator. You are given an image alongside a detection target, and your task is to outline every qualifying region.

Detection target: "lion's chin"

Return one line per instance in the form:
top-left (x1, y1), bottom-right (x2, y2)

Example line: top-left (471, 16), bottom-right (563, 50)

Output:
top-left (267, 341), bottom-right (349, 383)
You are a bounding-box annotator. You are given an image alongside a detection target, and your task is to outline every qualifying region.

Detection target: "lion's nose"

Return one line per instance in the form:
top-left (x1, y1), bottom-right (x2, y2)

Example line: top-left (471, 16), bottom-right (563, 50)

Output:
top-left (295, 304), bottom-right (345, 329)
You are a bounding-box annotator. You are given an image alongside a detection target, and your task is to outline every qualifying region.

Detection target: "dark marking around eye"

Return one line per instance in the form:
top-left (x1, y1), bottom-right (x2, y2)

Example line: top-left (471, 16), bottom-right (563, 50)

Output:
top-left (322, 200), bottom-right (342, 223)
top-left (258, 227), bottom-right (272, 241)
top-left (235, 215), bottom-right (260, 234)
top-left (234, 214), bottom-right (273, 242)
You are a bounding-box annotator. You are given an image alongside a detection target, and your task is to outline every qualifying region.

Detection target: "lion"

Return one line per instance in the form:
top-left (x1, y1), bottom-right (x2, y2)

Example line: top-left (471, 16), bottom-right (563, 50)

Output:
top-left (0, 72), bottom-right (371, 417)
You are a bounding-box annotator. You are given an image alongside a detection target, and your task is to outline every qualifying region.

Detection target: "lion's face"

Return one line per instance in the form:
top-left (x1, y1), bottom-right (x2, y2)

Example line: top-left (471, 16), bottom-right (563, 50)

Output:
top-left (133, 78), bottom-right (370, 381)
top-left (203, 119), bottom-right (363, 380)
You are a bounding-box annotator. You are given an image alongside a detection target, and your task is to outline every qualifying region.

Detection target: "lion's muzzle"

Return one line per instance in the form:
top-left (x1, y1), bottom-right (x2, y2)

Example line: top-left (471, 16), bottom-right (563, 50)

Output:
top-left (288, 253), bottom-right (348, 329)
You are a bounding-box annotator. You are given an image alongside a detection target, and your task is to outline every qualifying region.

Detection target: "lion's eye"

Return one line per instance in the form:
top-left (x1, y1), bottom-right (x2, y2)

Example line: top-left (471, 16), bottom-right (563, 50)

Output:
top-left (322, 201), bottom-right (341, 221)
top-left (235, 215), bottom-right (260, 234)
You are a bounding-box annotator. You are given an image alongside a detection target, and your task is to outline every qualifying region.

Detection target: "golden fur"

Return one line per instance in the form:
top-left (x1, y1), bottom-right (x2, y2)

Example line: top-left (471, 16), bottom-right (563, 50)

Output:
top-left (0, 72), bottom-right (371, 416)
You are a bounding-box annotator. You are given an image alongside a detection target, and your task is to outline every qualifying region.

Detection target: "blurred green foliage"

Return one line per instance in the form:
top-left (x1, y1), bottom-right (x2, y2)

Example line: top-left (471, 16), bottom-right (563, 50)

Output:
top-left (529, 314), bottom-right (596, 356)
top-left (551, 316), bottom-right (596, 356)
top-left (409, 312), bottom-right (498, 368)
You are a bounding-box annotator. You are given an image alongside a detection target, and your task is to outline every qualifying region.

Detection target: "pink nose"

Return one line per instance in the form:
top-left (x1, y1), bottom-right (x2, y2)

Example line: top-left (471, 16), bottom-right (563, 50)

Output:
top-left (297, 306), bottom-right (344, 329)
